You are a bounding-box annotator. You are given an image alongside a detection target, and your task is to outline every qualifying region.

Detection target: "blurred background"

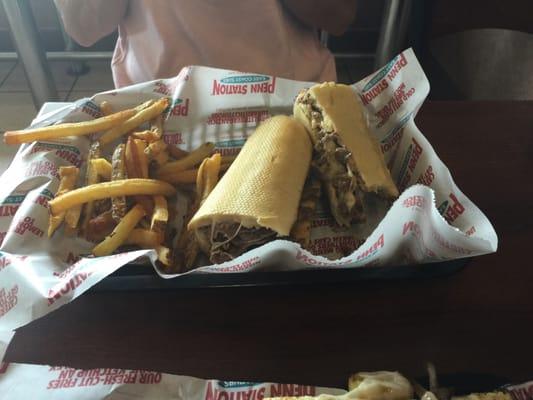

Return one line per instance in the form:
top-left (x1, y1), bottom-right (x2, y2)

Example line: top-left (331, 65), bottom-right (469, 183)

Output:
top-left (0, 0), bottom-right (531, 131)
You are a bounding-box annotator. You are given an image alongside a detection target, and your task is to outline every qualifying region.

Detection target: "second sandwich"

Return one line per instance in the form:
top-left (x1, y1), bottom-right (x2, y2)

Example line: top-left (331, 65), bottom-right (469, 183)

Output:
top-left (294, 82), bottom-right (399, 227)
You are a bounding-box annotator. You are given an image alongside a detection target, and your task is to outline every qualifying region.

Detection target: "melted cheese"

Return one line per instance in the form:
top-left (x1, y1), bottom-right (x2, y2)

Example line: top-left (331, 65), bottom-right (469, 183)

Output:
top-left (302, 83), bottom-right (399, 199)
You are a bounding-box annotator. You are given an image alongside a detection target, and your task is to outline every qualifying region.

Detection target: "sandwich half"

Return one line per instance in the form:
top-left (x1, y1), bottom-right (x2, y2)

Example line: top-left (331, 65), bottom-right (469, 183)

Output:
top-left (294, 82), bottom-right (399, 227)
top-left (188, 115), bottom-right (312, 264)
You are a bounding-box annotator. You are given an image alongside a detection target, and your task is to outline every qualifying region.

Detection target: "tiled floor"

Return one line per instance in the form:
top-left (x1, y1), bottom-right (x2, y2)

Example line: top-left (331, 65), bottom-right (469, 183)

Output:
top-left (0, 59), bottom-right (373, 132)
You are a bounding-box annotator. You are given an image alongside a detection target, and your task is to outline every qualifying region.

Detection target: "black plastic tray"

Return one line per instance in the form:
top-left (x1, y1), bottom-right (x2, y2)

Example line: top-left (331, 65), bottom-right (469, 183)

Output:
top-left (92, 258), bottom-right (469, 291)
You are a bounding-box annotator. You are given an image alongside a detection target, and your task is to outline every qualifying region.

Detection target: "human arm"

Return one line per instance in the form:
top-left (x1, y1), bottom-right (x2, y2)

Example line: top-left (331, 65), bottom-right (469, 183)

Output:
top-left (54, 0), bottom-right (128, 47)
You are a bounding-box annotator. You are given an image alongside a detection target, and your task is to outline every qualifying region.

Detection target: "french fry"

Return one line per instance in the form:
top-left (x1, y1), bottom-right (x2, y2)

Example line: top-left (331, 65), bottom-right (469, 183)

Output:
top-left (48, 166), bottom-right (79, 237)
top-left (133, 99), bottom-right (155, 112)
top-left (64, 205), bottom-right (82, 230)
top-left (125, 137), bottom-right (149, 179)
top-left (195, 160), bottom-right (207, 204)
top-left (63, 224), bottom-right (78, 236)
top-left (125, 137), bottom-right (153, 213)
top-left (125, 228), bottom-right (163, 248)
top-left (134, 139), bottom-right (149, 179)
top-left (201, 153), bottom-right (222, 203)
top-left (156, 142), bottom-right (214, 177)
top-left (80, 142), bottom-right (102, 235)
top-left (178, 153), bottom-right (222, 271)
top-left (149, 114), bottom-right (163, 139)
top-left (99, 101), bottom-right (114, 116)
top-left (49, 179), bottom-right (176, 216)
top-left (3, 109), bottom-right (135, 145)
top-left (157, 161), bottom-right (230, 185)
top-left (92, 204), bottom-right (146, 256)
top-left (99, 98), bottom-right (168, 145)
top-left (152, 150), bottom-right (169, 167)
top-left (150, 195), bottom-right (168, 233)
top-left (91, 158), bottom-right (112, 180)
top-left (168, 145), bottom-right (189, 160)
top-left (158, 169), bottom-right (198, 185)
top-left (131, 130), bottom-right (160, 143)
top-left (65, 205), bottom-right (82, 228)
top-left (145, 140), bottom-right (167, 160)
top-left (111, 144), bottom-right (127, 221)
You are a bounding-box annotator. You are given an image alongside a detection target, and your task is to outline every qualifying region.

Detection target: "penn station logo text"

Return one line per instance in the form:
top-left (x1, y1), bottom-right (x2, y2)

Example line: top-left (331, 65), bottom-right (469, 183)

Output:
top-left (166, 98), bottom-right (189, 116)
top-left (360, 53), bottom-right (408, 105)
top-left (211, 75), bottom-right (276, 95)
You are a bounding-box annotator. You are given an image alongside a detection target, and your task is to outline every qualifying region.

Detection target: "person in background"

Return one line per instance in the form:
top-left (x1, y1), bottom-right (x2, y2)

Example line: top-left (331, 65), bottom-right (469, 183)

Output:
top-left (54, 0), bottom-right (357, 88)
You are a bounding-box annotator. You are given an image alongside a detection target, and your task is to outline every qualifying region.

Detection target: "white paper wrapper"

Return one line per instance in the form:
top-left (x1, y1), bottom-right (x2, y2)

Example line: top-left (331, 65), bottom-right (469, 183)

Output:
top-left (1, 361), bottom-right (531, 400)
top-left (505, 381), bottom-right (533, 400)
top-left (0, 362), bottom-right (345, 399)
top-left (0, 49), bottom-right (497, 336)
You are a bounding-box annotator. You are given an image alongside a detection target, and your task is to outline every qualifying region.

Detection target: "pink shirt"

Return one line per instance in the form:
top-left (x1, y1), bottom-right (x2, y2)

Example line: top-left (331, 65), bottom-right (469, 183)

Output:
top-left (55, 0), bottom-right (337, 88)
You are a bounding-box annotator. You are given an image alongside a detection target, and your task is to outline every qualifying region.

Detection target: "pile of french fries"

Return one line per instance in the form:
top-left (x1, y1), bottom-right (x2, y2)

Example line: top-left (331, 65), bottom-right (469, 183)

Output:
top-left (3, 98), bottom-right (235, 271)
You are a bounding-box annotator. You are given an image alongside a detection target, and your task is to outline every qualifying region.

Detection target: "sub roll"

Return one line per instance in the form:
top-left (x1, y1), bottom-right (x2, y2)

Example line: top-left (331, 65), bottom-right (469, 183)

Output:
top-left (294, 82), bottom-right (399, 227)
top-left (188, 116), bottom-right (312, 264)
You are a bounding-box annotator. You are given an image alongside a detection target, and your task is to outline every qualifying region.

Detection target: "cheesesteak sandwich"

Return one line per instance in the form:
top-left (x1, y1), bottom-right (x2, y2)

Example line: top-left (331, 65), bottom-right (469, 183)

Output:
top-left (294, 83), bottom-right (399, 227)
top-left (188, 115), bottom-right (312, 264)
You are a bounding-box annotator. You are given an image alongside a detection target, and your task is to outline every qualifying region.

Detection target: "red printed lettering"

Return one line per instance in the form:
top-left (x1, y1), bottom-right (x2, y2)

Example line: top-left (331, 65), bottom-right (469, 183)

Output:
top-left (163, 133), bottom-right (183, 145)
top-left (205, 382), bottom-right (268, 400)
top-left (308, 236), bottom-right (364, 257)
top-left (416, 165), bottom-right (435, 186)
top-left (444, 193), bottom-right (465, 223)
top-left (47, 271), bottom-right (91, 305)
top-left (250, 77), bottom-right (276, 94)
top-left (438, 193), bottom-right (466, 224)
top-left (81, 103), bottom-right (102, 119)
top-left (0, 284), bottom-right (18, 317)
top-left (168, 98), bottom-right (190, 117)
top-left (153, 82), bottom-right (172, 96)
top-left (360, 79), bottom-right (389, 105)
top-left (207, 110), bottom-right (270, 125)
top-left (386, 53), bottom-right (408, 81)
top-left (402, 195), bottom-right (425, 209)
top-left (0, 205), bottom-right (19, 217)
top-left (380, 127), bottom-right (404, 154)
top-left (14, 216), bottom-right (44, 238)
top-left (25, 160), bottom-right (59, 179)
top-left (139, 371), bottom-right (162, 384)
top-left (33, 195), bottom-right (49, 208)
top-left (270, 384), bottom-right (316, 397)
top-left (408, 138), bottom-right (422, 173)
top-left (212, 81), bottom-right (248, 95)
top-left (402, 221), bottom-right (420, 236)
top-left (356, 234), bottom-right (385, 261)
top-left (431, 229), bottom-right (471, 255)
top-left (0, 254), bottom-right (25, 273)
top-left (55, 149), bottom-right (82, 167)
top-left (375, 83), bottom-right (416, 128)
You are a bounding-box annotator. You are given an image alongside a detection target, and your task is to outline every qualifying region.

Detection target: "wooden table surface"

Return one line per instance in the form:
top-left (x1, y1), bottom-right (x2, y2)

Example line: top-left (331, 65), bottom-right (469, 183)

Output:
top-left (4, 101), bottom-right (533, 389)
